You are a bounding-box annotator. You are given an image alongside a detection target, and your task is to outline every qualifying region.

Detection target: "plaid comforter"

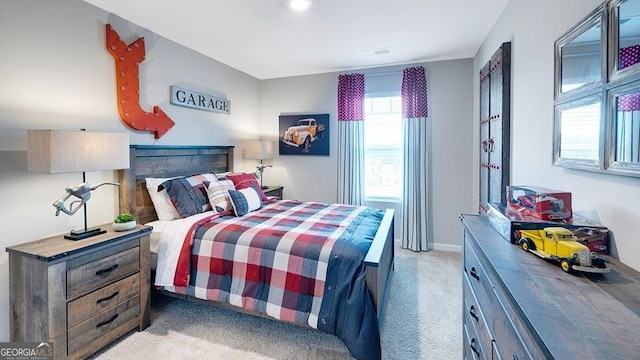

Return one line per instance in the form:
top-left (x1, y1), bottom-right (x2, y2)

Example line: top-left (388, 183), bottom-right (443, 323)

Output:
top-left (166, 200), bottom-right (384, 360)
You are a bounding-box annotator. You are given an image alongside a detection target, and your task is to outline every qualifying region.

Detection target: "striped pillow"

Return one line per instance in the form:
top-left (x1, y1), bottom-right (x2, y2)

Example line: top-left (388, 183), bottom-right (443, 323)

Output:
top-left (206, 179), bottom-right (235, 212)
top-left (228, 185), bottom-right (263, 216)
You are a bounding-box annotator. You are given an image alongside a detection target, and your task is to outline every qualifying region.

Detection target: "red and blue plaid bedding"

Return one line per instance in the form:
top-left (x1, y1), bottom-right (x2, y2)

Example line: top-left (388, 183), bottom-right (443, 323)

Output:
top-left (165, 200), bottom-right (384, 359)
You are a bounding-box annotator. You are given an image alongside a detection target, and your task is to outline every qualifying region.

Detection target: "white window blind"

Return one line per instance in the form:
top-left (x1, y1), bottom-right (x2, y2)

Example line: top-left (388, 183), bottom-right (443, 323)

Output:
top-left (364, 95), bottom-right (402, 200)
top-left (560, 102), bottom-right (600, 160)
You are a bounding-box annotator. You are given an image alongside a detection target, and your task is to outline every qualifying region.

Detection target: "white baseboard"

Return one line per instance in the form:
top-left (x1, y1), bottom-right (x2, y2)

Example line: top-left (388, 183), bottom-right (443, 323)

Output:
top-left (393, 238), bottom-right (462, 253)
top-left (430, 243), bottom-right (462, 253)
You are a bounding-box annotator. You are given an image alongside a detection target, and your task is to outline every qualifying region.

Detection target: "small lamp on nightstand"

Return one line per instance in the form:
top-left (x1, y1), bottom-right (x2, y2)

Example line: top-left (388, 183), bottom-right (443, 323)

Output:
top-left (27, 129), bottom-right (130, 240)
top-left (246, 139), bottom-right (274, 189)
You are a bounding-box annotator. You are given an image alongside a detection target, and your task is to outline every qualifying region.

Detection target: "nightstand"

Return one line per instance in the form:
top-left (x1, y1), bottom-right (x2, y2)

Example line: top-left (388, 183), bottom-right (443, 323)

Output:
top-left (6, 224), bottom-right (152, 360)
top-left (262, 185), bottom-right (283, 199)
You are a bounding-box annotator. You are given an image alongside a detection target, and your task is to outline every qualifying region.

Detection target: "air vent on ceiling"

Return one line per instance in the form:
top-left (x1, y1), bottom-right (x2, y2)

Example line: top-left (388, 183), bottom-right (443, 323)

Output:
top-left (357, 48), bottom-right (392, 57)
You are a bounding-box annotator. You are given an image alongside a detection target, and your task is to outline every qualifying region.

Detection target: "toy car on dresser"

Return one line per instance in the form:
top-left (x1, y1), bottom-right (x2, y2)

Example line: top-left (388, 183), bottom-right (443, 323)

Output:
top-left (515, 227), bottom-right (610, 274)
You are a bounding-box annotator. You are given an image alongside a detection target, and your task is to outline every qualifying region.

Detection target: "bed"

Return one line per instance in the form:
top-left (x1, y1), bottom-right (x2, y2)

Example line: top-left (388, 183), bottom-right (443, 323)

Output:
top-left (118, 145), bottom-right (395, 359)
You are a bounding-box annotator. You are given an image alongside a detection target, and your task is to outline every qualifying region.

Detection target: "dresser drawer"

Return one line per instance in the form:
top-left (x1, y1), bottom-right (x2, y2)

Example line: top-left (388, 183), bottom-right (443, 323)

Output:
top-left (67, 273), bottom-right (140, 328)
top-left (463, 275), bottom-right (493, 357)
top-left (67, 295), bottom-right (140, 354)
top-left (490, 284), bottom-right (540, 360)
top-left (464, 238), bottom-right (495, 316)
top-left (463, 322), bottom-right (487, 360)
top-left (67, 246), bottom-right (140, 299)
top-left (490, 293), bottom-right (531, 360)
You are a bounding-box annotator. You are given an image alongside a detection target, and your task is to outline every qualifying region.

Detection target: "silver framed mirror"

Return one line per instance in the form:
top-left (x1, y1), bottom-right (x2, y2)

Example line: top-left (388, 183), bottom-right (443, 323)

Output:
top-left (610, 0), bottom-right (640, 80)
top-left (554, 0), bottom-right (640, 176)
top-left (553, 94), bottom-right (603, 169)
top-left (554, 5), bottom-right (606, 100)
top-left (553, 4), bottom-right (606, 171)
top-left (605, 79), bottom-right (640, 174)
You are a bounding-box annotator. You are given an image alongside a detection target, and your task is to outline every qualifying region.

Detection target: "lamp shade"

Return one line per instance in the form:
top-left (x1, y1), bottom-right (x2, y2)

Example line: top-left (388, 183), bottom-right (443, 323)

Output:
top-left (245, 140), bottom-right (275, 161)
top-left (28, 130), bottom-right (130, 173)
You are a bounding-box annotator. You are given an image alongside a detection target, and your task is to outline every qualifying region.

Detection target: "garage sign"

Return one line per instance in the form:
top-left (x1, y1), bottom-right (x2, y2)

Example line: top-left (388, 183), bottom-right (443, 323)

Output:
top-left (170, 86), bottom-right (230, 114)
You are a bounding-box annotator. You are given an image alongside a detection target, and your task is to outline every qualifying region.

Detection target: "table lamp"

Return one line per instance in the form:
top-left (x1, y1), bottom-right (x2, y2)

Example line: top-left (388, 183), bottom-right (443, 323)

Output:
top-left (245, 140), bottom-right (274, 189)
top-left (27, 129), bottom-right (130, 240)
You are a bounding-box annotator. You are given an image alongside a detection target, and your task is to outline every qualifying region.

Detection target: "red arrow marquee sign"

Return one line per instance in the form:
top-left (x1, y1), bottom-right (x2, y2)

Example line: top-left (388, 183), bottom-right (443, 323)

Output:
top-left (106, 24), bottom-right (175, 139)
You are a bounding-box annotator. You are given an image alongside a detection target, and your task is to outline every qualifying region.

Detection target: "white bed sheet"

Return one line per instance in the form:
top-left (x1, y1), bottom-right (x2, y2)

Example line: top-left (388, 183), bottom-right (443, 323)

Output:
top-left (147, 211), bottom-right (216, 287)
top-left (146, 219), bottom-right (173, 255)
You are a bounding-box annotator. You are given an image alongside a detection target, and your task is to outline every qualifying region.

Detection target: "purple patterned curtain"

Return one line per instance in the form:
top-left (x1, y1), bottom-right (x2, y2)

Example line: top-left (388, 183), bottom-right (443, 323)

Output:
top-left (619, 45), bottom-right (640, 111)
top-left (401, 66), bottom-right (431, 251)
top-left (401, 66), bottom-right (428, 118)
top-left (338, 74), bottom-right (365, 121)
top-left (618, 46), bottom-right (640, 161)
top-left (337, 73), bottom-right (365, 205)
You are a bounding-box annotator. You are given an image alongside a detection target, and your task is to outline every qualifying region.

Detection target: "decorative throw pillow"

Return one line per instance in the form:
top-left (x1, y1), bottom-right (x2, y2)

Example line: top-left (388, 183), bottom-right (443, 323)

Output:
top-left (159, 173), bottom-right (216, 217)
top-left (206, 179), bottom-right (235, 212)
top-left (228, 185), bottom-right (263, 216)
top-left (226, 173), bottom-right (269, 203)
top-left (145, 177), bottom-right (181, 220)
top-left (215, 172), bottom-right (231, 180)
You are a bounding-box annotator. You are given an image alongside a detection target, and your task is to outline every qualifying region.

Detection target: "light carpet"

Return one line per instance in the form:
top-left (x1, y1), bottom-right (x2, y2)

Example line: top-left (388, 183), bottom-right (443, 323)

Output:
top-left (90, 248), bottom-right (462, 360)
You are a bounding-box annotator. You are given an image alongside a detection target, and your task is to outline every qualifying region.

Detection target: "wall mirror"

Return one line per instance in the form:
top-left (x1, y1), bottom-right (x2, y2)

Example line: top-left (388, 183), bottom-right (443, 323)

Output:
top-left (556, 11), bottom-right (604, 97)
top-left (606, 79), bottom-right (640, 173)
top-left (553, 96), bottom-right (602, 168)
top-left (553, 4), bottom-right (606, 170)
top-left (612, 0), bottom-right (640, 76)
top-left (554, 0), bottom-right (640, 176)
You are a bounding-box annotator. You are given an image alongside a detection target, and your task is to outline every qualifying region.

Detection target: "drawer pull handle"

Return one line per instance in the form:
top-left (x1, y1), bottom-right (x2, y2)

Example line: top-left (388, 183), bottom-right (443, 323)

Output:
top-left (96, 291), bottom-right (120, 304)
top-left (469, 305), bottom-right (479, 322)
top-left (96, 314), bottom-right (119, 328)
top-left (95, 264), bottom-right (119, 277)
top-left (471, 338), bottom-right (480, 357)
top-left (470, 267), bottom-right (480, 281)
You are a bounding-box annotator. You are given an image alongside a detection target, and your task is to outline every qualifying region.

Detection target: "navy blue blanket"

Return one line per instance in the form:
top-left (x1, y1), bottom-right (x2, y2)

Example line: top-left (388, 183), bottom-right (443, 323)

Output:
top-left (318, 207), bottom-right (383, 360)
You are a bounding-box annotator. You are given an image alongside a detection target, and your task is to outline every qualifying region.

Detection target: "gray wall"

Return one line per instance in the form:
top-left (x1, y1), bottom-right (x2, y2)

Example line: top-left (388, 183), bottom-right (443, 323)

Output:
top-left (260, 60), bottom-right (475, 252)
top-left (0, 0), bottom-right (261, 342)
top-left (474, 0), bottom-right (640, 271)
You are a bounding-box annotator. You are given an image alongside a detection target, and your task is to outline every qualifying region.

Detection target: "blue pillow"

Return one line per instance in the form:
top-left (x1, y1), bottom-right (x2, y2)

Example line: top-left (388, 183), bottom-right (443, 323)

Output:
top-left (159, 174), bottom-right (215, 217)
top-left (228, 185), bottom-right (263, 216)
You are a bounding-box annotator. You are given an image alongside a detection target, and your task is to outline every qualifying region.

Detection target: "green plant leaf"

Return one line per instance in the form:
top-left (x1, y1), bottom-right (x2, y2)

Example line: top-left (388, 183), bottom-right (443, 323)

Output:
top-left (114, 213), bottom-right (135, 223)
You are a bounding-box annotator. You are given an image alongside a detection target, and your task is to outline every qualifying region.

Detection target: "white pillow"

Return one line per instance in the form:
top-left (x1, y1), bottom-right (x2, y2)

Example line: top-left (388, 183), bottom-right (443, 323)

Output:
top-left (145, 219), bottom-right (173, 254)
top-left (206, 179), bottom-right (235, 212)
top-left (145, 177), bottom-right (181, 220)
top-left (215, 171), bottom-right (232, 180)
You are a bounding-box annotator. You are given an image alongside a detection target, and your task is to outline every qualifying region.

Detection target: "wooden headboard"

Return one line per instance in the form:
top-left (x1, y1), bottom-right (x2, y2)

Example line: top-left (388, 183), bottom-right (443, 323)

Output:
top-left (118, 145), bottom-right (235, 225)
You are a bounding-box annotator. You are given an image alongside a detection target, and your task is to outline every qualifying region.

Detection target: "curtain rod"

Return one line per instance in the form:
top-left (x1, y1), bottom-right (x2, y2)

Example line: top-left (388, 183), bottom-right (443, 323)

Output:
top-left (364, 70), bottom-right (402, 77)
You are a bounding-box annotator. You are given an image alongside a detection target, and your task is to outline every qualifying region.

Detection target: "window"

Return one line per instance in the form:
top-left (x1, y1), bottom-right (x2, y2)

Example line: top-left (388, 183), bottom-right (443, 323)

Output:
top-left (364, 95), bottom-right (402, 200)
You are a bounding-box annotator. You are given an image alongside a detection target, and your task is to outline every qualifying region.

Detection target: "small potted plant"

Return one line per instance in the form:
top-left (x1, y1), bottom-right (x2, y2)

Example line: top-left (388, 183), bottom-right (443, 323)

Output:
top-left (113, 213), bottom-right (136, 231)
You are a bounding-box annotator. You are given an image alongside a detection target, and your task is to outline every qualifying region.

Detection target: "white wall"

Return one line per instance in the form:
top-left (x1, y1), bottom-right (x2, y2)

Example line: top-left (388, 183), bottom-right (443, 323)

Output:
top-left (0, 0), bottom-right (261, 341)
top-left (474, 0), bottom-right (640, 271)
top-left (260, 60), bottom-right (475, 252)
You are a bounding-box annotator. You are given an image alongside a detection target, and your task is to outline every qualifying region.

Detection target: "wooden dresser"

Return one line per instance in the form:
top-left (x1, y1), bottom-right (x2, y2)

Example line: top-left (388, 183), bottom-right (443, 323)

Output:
top-left (460, 214), bottom-right (640, 360)
top-left (6, 224), bottom-right (152, 359)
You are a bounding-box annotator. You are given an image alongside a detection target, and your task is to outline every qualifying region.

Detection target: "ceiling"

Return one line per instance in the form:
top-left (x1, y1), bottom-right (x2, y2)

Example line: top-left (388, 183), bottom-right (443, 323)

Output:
top-left (82, 0), bottom-right (510, 80)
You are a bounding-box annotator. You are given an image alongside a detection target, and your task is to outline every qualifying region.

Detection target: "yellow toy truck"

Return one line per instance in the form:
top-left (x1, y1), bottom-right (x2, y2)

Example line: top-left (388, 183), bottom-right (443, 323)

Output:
top-left (515, 227), bottom-right (610, 273)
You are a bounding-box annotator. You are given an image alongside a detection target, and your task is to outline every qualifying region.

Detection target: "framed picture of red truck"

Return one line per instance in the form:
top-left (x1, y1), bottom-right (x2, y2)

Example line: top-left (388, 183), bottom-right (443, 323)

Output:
top-left (279, 113), bottom-right (329, 156)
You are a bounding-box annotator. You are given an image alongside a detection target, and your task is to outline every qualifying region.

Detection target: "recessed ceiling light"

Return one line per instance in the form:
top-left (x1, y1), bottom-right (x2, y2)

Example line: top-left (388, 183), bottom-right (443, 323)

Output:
top-left (288, 0), bottom-right (312, 11)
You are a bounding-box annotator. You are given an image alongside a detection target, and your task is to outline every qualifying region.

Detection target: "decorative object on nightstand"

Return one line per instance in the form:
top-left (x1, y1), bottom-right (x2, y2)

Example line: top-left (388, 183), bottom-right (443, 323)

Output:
top-left (246, 139), bottom-right (274, 189)
top-left (262, 185), bottom-right (284, 199)
top-left (113, 213), bottom-right (137, 231)
top-left (6, 225), bottom-right (152, 359)
top-left (27, 129), bottom-right (130, 240)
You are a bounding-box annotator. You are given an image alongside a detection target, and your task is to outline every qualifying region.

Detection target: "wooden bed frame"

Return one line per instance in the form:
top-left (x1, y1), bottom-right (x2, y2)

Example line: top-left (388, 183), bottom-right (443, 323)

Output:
top-left (118, 145), bottom-right (395, 330)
